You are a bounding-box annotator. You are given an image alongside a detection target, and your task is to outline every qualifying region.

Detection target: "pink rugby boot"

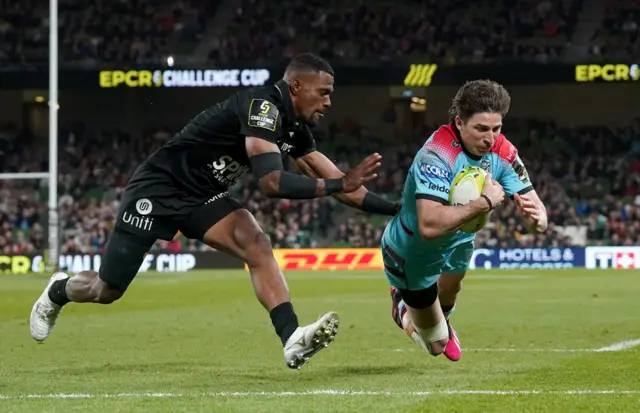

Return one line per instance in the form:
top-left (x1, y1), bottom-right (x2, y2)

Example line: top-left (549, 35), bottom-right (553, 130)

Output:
top-left (443, 322), bottom-right (462, 361)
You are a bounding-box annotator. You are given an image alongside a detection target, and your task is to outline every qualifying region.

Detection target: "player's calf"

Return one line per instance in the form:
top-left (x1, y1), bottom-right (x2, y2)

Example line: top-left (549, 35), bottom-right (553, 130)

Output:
top-left (201, 208), bottom-right (339, 368)
top-left (438, 273), bottom-right (465, 319)
top-left (61, 271), bottom-right (124, 304)
top-left (400, 284), bottom-right (448, 356)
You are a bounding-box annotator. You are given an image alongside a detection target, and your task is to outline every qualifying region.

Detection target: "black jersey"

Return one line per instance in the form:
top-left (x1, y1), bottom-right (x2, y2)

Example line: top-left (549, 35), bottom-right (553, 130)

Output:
top-left (127, 79), bottom-right (317, 201)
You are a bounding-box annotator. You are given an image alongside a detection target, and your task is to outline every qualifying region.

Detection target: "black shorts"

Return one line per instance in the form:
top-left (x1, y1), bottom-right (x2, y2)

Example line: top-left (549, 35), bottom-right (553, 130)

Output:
top-left (99, 185), bottom-right (242, 291)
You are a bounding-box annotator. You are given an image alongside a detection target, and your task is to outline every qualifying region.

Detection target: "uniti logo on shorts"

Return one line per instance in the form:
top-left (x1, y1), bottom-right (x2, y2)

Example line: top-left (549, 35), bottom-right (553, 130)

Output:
top-left (122, 212), bottom-right (154, 231)
top-left (122, 198), bottom-right (154, 231)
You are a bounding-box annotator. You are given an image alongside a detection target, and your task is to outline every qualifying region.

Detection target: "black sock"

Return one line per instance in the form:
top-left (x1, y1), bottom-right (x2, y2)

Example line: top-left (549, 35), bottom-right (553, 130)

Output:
top-left (269, 302), bottom-right (299, 346)
top-left (48, 278), bottom-right (70, 306)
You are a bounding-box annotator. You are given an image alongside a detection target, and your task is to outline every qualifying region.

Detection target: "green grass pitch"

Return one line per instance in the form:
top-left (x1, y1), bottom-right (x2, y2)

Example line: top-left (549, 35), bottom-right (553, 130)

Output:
top-left (1, 269), bottom-right (639, 412)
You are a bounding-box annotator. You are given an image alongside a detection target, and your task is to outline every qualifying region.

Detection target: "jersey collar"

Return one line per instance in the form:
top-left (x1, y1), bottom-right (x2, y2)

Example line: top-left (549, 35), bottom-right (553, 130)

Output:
top-left (274, 79), bottom-right (297, 125)
top-left (450, 122), bottom-right (482, 161)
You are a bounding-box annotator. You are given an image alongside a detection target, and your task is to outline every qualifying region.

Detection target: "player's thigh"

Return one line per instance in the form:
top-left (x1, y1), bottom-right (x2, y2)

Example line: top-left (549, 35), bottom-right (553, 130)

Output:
top-left (179, 195), bottom-right (272, 265)
top-left (381, 243), bottom-right (441, 291)
top-left (438, 241), bottom-right (473, 291)
top-left (441, 242), bottom-right (474, 277)
top-left (98, 227), bottom-right (157, 293)
top-left (105, 190), bottom-right (178, 292)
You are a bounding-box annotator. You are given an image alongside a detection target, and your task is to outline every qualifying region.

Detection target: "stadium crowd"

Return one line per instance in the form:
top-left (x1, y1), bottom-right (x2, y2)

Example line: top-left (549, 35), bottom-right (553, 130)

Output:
top-left (9, 0), bottom-right (637, 66)
top-left (213, 0), bottom-right (583, 63)
top-left (1, 116), bottom-right (639, 254)
top-left (589, 0), bottom-right (640, 59)
top-left (0, 0), bottom-right (212, 67)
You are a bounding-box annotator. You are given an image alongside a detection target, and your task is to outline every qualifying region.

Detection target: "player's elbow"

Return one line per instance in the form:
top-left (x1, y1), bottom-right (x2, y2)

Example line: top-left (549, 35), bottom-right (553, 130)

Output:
top-left (257, 170), bottom-right (282, 198)
top-left (418, 222), bottom-right (444, 240)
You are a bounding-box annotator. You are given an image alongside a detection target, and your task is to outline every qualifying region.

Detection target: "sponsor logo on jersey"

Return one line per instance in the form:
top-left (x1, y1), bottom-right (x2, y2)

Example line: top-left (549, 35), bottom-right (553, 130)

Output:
top-left (512, 155), bottom-right (530, 184)
top-left (480, 159), bottom-right (491, 172)
top-left (205, 191), bottom-right (230, 204)
top-left (122, 211), bottom-right (154, 231)
top-left (248, 99), bottom-right (279, 131)
top-left (207, 155), bottom-right (249, 187)
top-left (428, 182), bottom-right (450, 194)
top-left (419, 163), bottom-right (451, 181)
top-left (280, 142), bottom-right (294, 153)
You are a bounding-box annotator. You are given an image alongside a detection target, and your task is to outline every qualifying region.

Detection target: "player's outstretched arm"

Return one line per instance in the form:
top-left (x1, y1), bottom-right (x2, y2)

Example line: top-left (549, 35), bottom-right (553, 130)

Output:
top-left (246, 137), bottom-right (380, 199)
top-left (417, 174), bottom-right (504, 239)
top-left (294, 151), bottom-right (400, 216)
top-left (514, 190), bottom-right (548, 234)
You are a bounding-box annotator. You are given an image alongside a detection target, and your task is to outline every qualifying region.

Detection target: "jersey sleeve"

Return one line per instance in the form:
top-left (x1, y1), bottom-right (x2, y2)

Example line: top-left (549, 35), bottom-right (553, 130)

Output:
top-left (288, 125), bottom-right (317, 159)
top-left (237, 97), bottom-right (281, 143)
top-left (498, 153), bottom-right (534, 198)
top-left (412, 149), bottom-right (453, 204)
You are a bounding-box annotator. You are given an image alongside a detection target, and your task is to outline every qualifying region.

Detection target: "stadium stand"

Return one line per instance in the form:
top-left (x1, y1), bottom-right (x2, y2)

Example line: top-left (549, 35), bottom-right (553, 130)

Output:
top-left (213, 0), bottom-right (584, 63)
top-left (1, 0), bottom-right (637, 255)
top-left (0, 0), bottom-right (214, 66)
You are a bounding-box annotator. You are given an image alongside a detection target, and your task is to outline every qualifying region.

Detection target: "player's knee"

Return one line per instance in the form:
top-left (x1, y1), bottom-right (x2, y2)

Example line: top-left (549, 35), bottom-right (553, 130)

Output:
top-left (93, 279), bottom-right (124, 304)
top-left (400, 283), bottom-right (438, 309)
top-left (243, 231), bottom-right (274, 267)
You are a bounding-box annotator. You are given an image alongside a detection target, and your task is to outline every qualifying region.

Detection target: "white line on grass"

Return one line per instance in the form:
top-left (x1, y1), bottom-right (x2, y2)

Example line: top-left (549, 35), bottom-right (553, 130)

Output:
top-left (468, 348), bottom-right (598, 353)
top-left (388, 340), bottom-right (640, 353)
top-left (389, 348), bottom-right (599, 353)
top-left (596, 339), bottom-right (640, 352)
top-left (2, 390), bottom-right (640, 400)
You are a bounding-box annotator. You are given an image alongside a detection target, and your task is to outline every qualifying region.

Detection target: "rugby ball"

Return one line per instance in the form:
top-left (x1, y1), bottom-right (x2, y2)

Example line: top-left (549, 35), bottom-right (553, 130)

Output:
top-left (449, 166), bottom-right (492, 233)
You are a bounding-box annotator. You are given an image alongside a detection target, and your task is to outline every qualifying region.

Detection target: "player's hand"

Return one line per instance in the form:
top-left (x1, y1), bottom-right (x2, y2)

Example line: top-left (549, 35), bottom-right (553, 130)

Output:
top-left (341, 153), bottom-right (382, 193)
top-left (514, 193), bottom-right (540, 221)
top-left (481, 173), bottom-right (505, 210)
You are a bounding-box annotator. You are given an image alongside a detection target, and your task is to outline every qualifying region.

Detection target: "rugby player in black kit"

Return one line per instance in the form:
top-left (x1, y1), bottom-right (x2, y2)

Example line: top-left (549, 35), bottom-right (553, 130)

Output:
top-left (30, 53), bottom-right (400, 369)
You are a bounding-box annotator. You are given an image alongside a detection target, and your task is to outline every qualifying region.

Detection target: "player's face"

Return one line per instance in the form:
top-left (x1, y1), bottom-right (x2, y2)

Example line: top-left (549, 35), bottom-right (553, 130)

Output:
top-left (456, 112), bottom-right (503, 156)
top-left (292, 71), bottom-right (334, 125)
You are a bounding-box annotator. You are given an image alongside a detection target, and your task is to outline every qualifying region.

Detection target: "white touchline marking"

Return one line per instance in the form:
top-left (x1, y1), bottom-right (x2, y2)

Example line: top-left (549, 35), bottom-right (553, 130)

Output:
top-left (389, 348), bottom-right (597, 353)
top-left (1, 390), bottom-right (640, 400)
top-left (388, 343), bottom-right (640, 353)
top-left (596, 339), bottom-right (640, 352)
top-left (467, 348), bottom-right (598, 353)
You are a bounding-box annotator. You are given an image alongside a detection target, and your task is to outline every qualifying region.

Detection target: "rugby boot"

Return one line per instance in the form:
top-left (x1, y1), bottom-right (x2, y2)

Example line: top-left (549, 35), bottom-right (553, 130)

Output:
top-left (30, 272), bottom-right (69, 342)
top-left (443, 321), bottom-right (462, 361)
top-left (284, 311), bottom-right (339, 369)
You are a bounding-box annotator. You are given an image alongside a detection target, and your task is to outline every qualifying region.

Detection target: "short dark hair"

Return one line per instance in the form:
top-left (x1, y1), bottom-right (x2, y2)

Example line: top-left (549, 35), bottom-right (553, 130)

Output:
top-left (284, 53), bottom-right (334, 80)
top-left (448, 79), bottom-right (511, 123)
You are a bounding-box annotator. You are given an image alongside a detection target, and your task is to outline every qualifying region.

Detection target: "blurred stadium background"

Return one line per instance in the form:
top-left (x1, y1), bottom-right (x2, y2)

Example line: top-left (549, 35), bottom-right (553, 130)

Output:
top-left (1, 0), bottom-right (640, 411)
